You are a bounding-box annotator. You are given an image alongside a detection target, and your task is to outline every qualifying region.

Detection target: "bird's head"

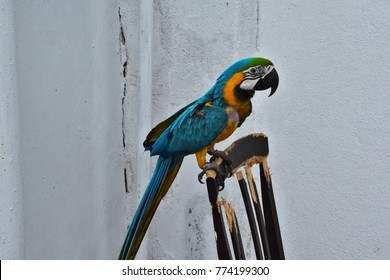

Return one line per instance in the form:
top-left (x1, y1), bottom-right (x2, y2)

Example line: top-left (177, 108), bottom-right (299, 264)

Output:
top-left (218, 57), bottom-right (279, 106)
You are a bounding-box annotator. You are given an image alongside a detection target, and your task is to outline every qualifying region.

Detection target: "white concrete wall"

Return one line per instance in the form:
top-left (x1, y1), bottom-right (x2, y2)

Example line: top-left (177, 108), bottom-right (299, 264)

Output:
top-left (0, 0), bottom-right (24, 259)
top-left (1, 0), bottom-right (389, 259)
top-left (12, 0), bottom-right (128, 259)
top-left (259, 0), bottom-right (390, 259)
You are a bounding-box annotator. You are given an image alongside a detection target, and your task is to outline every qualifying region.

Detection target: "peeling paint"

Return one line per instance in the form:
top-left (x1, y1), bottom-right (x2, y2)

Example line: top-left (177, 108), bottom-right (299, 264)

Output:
top-left (264, 160), bottom-right (272, 185)
top-left (245, 165), bottom-right (257, 204)
top-left (221, 198), bottom-right (238, 233)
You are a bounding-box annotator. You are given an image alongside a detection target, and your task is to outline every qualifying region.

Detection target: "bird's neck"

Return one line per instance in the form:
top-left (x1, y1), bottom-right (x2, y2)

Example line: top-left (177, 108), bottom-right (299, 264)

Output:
top-left (220, 72), bottom-right (254, 108)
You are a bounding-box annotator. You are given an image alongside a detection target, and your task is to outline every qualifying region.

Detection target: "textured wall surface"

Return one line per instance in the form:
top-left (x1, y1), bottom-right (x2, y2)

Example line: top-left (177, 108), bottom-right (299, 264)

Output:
top-left (13, 1), bottom-right (127, 259)
top-left (0, 0), bottom-right (24, 259)
top-left (1, 0), bottom-right (389, 259)
top-left (258, 0), bottom-right (390, 259)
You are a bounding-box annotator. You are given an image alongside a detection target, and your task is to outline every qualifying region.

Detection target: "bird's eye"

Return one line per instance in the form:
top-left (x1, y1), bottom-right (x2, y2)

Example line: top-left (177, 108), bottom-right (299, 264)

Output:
top-left (249, 67), bottom-right (256, 74)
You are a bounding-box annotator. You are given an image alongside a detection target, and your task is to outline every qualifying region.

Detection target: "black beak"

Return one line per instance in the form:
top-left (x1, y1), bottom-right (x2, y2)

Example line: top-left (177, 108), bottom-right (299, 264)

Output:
top-left (254, 68), bottom-right (279, 97)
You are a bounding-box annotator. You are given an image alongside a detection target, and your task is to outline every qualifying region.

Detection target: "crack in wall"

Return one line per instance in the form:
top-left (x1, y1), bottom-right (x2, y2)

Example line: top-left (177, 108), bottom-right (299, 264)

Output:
top-left (256, 1), bottom-right (260, 51)
top-left (123, 167), bottom-right (129, 193)
top-left (119, 6), bottom-right (129, 193)
top-left (119, 7), bottom-right (129, 78)
top-left (121, 83), bottom-right (127, 149)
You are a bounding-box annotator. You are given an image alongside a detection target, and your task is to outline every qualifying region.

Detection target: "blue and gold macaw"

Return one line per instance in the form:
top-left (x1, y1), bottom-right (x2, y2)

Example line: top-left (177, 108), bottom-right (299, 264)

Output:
top-left (119, 57), bottom-right (279, 259)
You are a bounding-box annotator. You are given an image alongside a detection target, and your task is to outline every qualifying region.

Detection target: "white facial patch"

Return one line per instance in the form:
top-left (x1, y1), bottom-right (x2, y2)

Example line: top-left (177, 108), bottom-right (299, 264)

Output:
top-left (239, 78), bottom-right (261, 91)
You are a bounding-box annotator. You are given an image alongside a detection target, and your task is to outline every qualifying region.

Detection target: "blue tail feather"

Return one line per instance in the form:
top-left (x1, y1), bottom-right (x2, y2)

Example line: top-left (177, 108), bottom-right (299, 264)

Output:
top-left (119, 156), bottom-right (183, 259)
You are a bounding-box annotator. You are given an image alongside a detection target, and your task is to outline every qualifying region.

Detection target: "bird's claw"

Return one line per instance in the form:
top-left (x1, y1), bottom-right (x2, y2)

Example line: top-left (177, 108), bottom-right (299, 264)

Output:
top-left (198, 162), bottom-right (220, 184)
top-left (198, 162), bottom-right (226, 190)
top-left (198, 171), bottom-right (206, 184)
top-left (198, 150), bottom-right (233, 190)
top-left (209, 150), bottom-right (233, 179)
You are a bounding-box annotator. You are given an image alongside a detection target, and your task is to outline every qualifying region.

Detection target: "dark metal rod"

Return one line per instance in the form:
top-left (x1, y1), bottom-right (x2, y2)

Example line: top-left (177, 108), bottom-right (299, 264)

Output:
top-left (245, 166), bottom-right (272, 260)
top-left (260, 162), bottom-right (285, 260)
top-left (236, 171), bottom-right (264, 260)
top-left (206, 177), bottom-right (232, 260)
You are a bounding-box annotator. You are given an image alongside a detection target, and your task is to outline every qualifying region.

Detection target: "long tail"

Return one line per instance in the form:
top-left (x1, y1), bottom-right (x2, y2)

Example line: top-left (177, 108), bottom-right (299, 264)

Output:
top-left (119, 156), bottom-right (184, 260)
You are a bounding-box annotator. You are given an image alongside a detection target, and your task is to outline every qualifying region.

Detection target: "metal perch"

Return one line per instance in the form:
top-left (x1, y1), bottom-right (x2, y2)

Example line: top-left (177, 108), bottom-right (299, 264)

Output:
top-left (204, 133), bottom-right (285, 260)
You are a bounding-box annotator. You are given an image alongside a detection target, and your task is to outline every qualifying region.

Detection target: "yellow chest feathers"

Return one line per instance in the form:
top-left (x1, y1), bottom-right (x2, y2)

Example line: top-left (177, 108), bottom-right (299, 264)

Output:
top-left (213, 107), bottom-right (239, 144)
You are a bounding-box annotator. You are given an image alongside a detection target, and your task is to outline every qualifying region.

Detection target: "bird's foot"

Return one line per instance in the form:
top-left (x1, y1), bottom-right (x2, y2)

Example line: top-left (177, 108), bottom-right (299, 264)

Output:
top-left (198, 162), bottom-right (226, 190)
top-left (198, 162), bottom-right (218, 184)
top-left (209, 149), bottom-right (232, 166)
top-left (208, 149), bottom-right (233, 179)
top-left (198, 148), bottom-right (233, 190)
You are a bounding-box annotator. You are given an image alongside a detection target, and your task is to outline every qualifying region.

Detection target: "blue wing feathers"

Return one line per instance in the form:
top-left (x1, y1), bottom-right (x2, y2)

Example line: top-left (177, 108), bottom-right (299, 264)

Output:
top-left (150, 104), bottom-right (228, 157)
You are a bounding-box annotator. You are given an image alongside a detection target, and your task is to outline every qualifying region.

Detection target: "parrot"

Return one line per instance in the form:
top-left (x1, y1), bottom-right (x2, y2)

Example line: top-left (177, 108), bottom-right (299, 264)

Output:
top-left (119, 57), bottom-right (279, 259)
